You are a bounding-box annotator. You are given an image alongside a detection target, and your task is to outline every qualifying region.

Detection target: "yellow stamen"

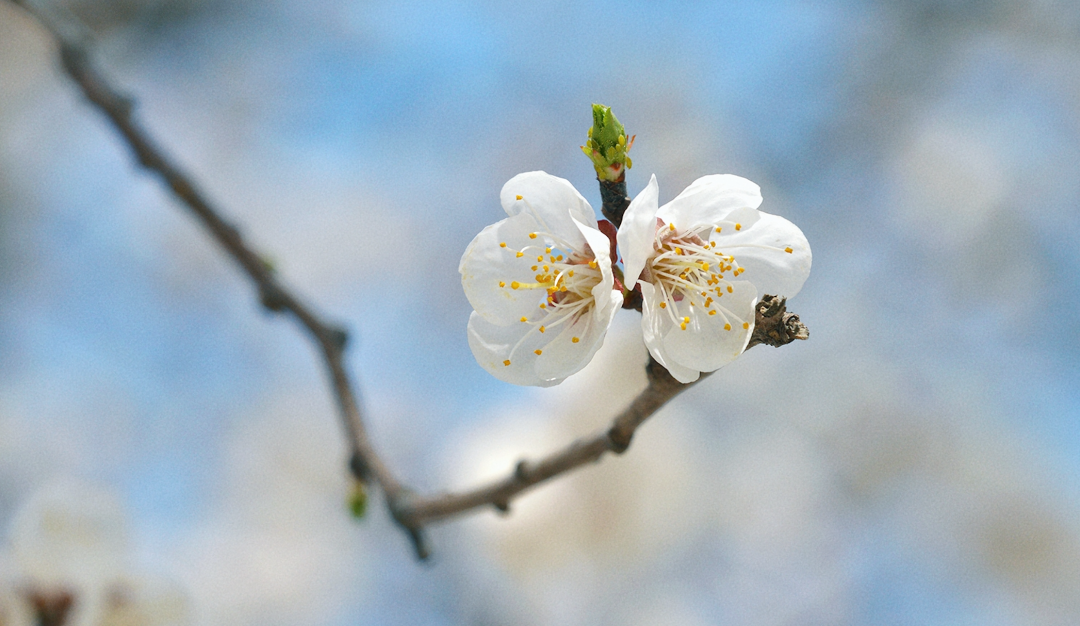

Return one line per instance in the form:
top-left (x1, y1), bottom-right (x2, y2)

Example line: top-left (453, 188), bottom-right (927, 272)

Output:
top-left (588, 260), bottom-right (598, 269)
top-left (534, 349), bottom-right (543, 355)
top-left (572, 337), bottom-right (580, 343)
top-left (503, 359), bottom-right (511, 366)
top-left (499, 281), bottom-right (506, 287)
top-left (568, 270), bottom-right (575, 277)
top-left (516, 251), bottom-right (524, 258)
top-left (727, 285), bottom-right (733, 293)
top-left (520, 316), bottom-right (527, 322)
top-left (515, 195), bottom-right (523, 200)
top-left (499, 242), bottom-right (507, 248)
top-left (510, 281), bottom-right (521, 289)
top-left (724, 323), bottom-right (731, 331)
top-left (742, 322), bottom-right (749, 329)
top-left (659, 302), bottom-right (667, 309)
top-left (785, 247), bottom-right (793, 254)
top-left (529, 233), bottom-right (537, 239)
top-left (539, 326), bottom-right (546, 333)
top-left (709, 310), bottom-right (717, 316)
top-left (669, 223), bottom-right (675, 231)
top-left (735, 223), bottom-right (742, 231)
top-left (715, 227), bottom-right (722, 233)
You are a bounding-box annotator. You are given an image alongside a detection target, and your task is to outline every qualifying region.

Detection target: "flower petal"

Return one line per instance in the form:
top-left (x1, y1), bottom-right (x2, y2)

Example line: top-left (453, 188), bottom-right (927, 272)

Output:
top-left (617, 174), bottom-right (660, 288)
top-left (467, 291), bottom-right (619, 387)
top-left (639, 282), bottom-right (702, 384)
top-left (459, 212), bottom-right (556, 325)
top-left (656, 174), bottom-right (763, 229)
top-left (500, 171), bottom-right (597, 249)
top-left (660, 280), bottom-right (757, 373)
top-left (712, 211), bottom-right (811, 299)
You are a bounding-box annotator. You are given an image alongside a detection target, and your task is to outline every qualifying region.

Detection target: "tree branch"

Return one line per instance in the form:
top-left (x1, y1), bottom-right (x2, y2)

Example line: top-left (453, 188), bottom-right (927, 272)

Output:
top-left (5, 0), bottom-right (419, 554)
top-left (11, 0), bottom-right (808, 560)
top-left (395, 293), bottom-right (805, 527)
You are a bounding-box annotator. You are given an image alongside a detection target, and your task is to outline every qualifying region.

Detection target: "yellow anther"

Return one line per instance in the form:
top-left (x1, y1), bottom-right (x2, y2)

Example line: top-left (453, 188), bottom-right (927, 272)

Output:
top-left (539, 303), bottom-right (546, 309)
top-left (589, 260), bottom-right (598, 269)
top-left (539, 325), bottom-right (546, 333)
top-left (683, 317), bottom-right (690, 324)
top-left (669, 223), bottom-right (676, 231)
top-left (510, 281), bottom-right (521, 289)
top-left (700, 262), bottom-right (709, 271)
top-left (503, 359), bottom-right (511, 366)
top-left (709, 310), bottom-right (717, 316)
top-left (529, 233), bottom-right (538, 239)
top-left (735, 223), bottom-right (742, 231)
top-left (568, 270), bottom-right (575, 277)
top-left (742, 322), bottom-right (749, 330)
top-left (537, 255), bottom-right (544, 262)
top-left (520, 316), bottom-right (527, 322)
top-left (659, 302), bottom-right (667, 309)
top-left (546, 247), bottom-right (552, 253)
top-left (556, 255), bottom-right (563, 261)
top-left (724, 323), bottom-right (732, 331)
top-left (727, 285), bottom-right (733, 293)
top-left (531, 265), bottom-right (538, 271)
top-left (675, 247), bottom-right (683, 255)
top-left (715, 227), bottom-right (722, 233)
top-left (499, 242), bottom-right (507, 248)
top-left (516, 251), bottom-right (524, 258)
top-left (785, 247), bottom-right (793, 254)
top-left (543, 265), bottom-right (549, 271)
top-left (499, 281), bottom-right (506, 287)
top-left (680, 324), bottom-right (687, 331)
top-left (572, 337), bottom-right (580, 343)
top-left (534, 349), bottom-right (543, 355)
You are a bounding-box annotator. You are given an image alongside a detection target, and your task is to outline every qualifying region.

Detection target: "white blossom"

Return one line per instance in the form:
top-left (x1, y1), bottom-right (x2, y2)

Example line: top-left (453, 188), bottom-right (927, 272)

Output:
top-left (618, 174), bottom-right (811, 383)
top-left (460, 171), bottom-right (623, 386)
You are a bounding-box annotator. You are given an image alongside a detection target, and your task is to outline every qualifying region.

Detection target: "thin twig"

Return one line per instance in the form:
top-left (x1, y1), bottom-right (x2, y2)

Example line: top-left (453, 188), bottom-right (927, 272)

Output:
top-left (11, 0), bottom-right (808, 560)
top-left (6, 0), bottom-right (417, 555)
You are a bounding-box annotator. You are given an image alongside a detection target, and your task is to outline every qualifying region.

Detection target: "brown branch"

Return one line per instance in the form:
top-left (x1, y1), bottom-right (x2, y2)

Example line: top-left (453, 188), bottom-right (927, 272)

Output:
top-left (395, 294), bottom-right (805, 527)
top-left (5, 0), bottom-right (422, 557)
top-left (11, 0), bottom-right (809, 559)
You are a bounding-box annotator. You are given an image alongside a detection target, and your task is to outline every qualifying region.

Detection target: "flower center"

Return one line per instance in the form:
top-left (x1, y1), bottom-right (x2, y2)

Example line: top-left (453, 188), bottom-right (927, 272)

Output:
top-left (647, 222), bottom-right (747, 331)
top-left (499, 233), bottom-right (604, 364)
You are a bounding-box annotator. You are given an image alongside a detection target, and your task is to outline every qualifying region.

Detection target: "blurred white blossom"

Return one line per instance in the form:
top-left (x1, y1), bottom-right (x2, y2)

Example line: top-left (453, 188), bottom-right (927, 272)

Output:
top-left (3, 481), bottom-right (189, 626)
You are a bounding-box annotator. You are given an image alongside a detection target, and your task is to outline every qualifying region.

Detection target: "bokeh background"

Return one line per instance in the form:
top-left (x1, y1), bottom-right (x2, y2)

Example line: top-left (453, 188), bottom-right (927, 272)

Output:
top-left (2, 0), bottom-right (1080, 624)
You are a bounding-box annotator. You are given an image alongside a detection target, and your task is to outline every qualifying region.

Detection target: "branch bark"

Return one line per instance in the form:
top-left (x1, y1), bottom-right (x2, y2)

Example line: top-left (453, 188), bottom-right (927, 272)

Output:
top-left (10, 0), bottom-right (808, 560)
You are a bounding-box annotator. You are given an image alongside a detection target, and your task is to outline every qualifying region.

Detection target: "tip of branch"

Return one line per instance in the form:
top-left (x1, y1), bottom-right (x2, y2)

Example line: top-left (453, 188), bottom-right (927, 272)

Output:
top-left (747, 295), bottom-right (809, 349)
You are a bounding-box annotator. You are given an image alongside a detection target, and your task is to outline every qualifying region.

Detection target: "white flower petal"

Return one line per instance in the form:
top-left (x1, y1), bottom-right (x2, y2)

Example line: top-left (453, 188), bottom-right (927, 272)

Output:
top-left (656, 174), bottom-right (762, 228)
top-left (467, 295), bottom-right (618, 386)
top-left (660, 281), bottom-right (756, 373)
top-left (711, 211), bottom-right (812, 299)
top-left (459, 212), bottom-right (555, 325)
top-left (500, 171), bottom-right (598, 248)
top-left (639, 283), bottom-right (701, 384)
top-left (617, 174), bottom-right (660, 288)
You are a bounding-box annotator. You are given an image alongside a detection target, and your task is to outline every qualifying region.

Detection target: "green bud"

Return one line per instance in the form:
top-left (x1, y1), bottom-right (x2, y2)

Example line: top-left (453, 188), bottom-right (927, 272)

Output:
top-left (582, 104), bottom-right (634, 182)
top-left (348, 482), bottom-right (368, 519)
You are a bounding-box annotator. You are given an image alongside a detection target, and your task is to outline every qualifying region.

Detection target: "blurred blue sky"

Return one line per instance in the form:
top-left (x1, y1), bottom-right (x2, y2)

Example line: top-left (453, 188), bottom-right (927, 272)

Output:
top-left (3, 0), bottom-right (1080, 624)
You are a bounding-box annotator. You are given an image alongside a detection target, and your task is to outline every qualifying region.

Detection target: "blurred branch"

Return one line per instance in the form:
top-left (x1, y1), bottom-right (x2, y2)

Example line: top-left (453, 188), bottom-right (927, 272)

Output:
top-left (10, 0), bottom-right (807, 560)
top-left (5, 0), bottom-right (417, 554)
